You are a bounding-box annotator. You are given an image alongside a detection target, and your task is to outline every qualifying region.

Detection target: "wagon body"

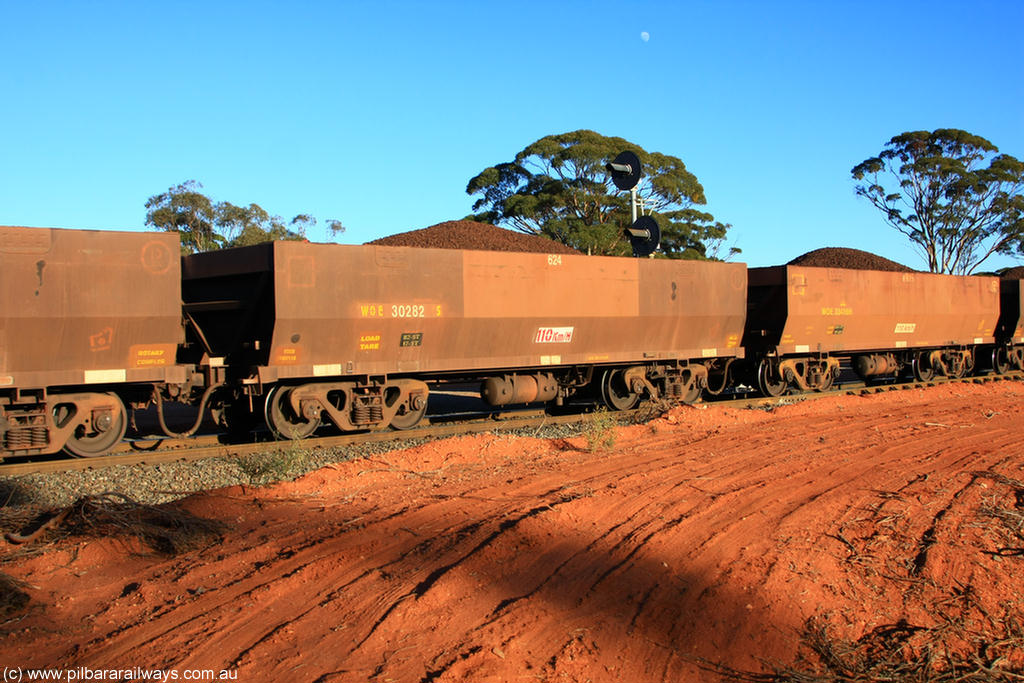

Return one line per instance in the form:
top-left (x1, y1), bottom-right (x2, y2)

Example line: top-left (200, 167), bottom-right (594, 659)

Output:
top-left (0, 226), bottom-right (186, 390)
top-left (744, 266), bottom-right (1000, 355)
top-left (181, 242), bottom-right (747, 381)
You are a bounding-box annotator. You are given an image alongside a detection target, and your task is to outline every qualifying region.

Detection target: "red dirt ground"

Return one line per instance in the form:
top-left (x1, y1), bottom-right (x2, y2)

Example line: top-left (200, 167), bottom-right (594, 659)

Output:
top-left (3, 381), bottom-right (1024, 681)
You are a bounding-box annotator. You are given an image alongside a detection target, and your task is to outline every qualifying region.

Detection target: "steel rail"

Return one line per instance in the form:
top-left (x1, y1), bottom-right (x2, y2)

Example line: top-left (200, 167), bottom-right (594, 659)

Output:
top-left (0, 408), bottom-right (558, 476)
top-left (1, 373), bottom-right (1020, 478)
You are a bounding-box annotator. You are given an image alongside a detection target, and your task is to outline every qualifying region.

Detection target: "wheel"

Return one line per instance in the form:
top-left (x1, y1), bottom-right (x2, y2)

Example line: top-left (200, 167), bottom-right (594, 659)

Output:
top-left (756, 360), bottom-right (787, 397)
top-left (912, 353), bottom-right (935, 382)
top-left (264, 386), bottom-right (320, 440)
top-left (992, 347), bottom-right (1010, 375)
top-left (54, 393), bottom-right (128, 457)
top-left (946, 353), bottom-right (968, 379)
top-left (814, 365), bottom-right (835, 392)
top-left (600, 369), bottom-right (639, 411)
top-left (681, 382), bottom-right (702, 405)
top-left (390, 393), bottom-right (428, 430)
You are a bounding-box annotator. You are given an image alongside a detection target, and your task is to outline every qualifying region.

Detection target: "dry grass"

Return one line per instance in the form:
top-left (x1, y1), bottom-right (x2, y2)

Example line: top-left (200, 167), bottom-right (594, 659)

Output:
top-left (0, 505), bottom-right (44, 538)
top-left (629, 398), bottom-right (674, 424)
top-left (584, 408), bottom-right (618, 452)
top-left (0, 572), bottom-right (30, 619)
top-left (700, 469), bottom-right (1024, 682)
top-left (0, 494), bottom-right (228, 620)
top-left (777, 614), bottom-right (1023, 682)
top-left (4, 493), bottom-right (227, 556)
top-left (701, 613), bottom-right (1024, 682)
top-left (58, 493), bottom-right (228, 555)
top-left (973, 471), bottom-right (1024, 558)
top-left (237, 442), bottom-right (313, 484)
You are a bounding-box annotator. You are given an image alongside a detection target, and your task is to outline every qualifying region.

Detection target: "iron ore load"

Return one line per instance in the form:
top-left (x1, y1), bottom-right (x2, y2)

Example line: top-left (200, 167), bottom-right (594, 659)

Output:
top-left (1, 154), bottom-right (1023, 459)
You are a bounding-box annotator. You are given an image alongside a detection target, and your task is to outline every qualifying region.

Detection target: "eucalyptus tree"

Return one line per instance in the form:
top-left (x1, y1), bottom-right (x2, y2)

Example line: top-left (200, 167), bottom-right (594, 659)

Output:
top-left (466, 130), bottom-right (736, 259)
top-left (852, 129), bottom-right (1024, 274)
top-left (144, 181), bottom-right (221, 253)
top-left (146, 181), bottom-right (343, 252)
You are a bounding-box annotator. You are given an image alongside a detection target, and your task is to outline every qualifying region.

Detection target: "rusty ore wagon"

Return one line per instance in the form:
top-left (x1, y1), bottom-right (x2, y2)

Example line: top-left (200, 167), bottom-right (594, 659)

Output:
top-left (742, 265), bottom-right (1002, 395)
top-left (0, 226), bottom-right (190, 456)
top-left (181, 241), bottom-right (748, 439)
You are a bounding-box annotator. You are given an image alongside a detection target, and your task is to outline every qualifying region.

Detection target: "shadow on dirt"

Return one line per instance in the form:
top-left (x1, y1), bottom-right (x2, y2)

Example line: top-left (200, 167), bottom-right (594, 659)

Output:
top-left (7, 463), bottom-right (1023, 680)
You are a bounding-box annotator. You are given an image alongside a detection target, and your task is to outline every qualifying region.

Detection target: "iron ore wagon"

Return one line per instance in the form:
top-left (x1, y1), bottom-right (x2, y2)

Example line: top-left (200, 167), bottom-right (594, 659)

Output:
top-left (0, 226), bottom-right (189, 456)
top-left (180, 241), bottom-right (748, 439)
top-left (741, 265), bottom-right (1002, 395)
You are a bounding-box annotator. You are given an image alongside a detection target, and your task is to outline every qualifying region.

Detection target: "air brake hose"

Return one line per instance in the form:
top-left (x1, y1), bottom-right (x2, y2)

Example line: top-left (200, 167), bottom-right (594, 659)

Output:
top-left (153, 382), bottom-right (225, 438)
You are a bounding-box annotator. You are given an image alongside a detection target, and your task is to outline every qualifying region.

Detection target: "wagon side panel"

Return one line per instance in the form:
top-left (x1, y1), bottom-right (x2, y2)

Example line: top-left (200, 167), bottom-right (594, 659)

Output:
top-left (764, 267), bottom-right (998, 354)
top-left (0, 226), bottom-right (184, 389)
top-left (241, 244), bottom-right (748, 380)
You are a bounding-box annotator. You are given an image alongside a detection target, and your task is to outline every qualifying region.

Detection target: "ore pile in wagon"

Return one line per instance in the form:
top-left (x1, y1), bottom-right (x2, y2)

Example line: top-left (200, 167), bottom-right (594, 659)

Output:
top-left (367, 220), bottom-right (580, 254)
top-left (787, 247), bottom-right (914, 272)
top-left (1000, 266), bottom-right (1024, 279)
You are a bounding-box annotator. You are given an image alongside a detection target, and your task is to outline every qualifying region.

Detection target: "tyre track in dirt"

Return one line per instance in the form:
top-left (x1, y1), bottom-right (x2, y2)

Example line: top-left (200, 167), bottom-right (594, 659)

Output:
top-left (2, 382), bottom-right (1023, 681)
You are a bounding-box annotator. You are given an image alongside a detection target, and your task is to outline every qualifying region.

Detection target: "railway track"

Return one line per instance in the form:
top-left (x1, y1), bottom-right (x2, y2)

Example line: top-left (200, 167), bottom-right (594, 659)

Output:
top-left (1, 373), bottom-right (1020, 478)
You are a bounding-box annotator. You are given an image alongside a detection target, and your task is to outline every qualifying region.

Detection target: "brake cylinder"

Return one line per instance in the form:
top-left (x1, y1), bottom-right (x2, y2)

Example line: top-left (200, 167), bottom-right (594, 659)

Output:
top-left (853, 353), bottom-right (898, 377)
top-left (481, 374), bottom-right (558, 406)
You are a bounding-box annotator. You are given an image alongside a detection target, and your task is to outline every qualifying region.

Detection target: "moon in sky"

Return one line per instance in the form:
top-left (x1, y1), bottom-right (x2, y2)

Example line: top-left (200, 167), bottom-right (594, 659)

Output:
top-left (640, 31), bottom-right (650, 42)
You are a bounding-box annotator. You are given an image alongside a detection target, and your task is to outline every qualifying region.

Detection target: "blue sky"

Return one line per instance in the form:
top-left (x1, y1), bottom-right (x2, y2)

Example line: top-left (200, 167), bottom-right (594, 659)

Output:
top-left (1, 1), bottom-right (1022, 270)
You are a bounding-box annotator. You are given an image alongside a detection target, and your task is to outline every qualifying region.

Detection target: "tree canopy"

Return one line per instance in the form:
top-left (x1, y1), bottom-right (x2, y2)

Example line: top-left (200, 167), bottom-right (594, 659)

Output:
top-left (851, 129), bottom-right (1024, 274)
top-left (145, 181), bottom-right (344, 252)
top-left (466, 130), bottom-right (736, 259)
